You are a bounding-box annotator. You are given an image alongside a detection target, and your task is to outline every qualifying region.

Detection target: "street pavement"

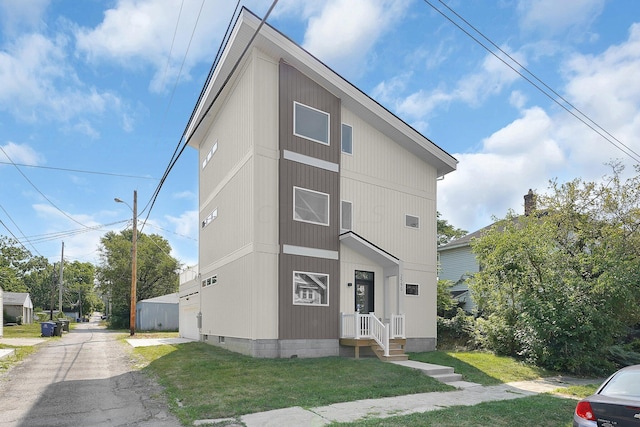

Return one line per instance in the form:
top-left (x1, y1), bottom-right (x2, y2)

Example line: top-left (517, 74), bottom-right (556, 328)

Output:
top-left (0, 315), bottom-right (181, 427)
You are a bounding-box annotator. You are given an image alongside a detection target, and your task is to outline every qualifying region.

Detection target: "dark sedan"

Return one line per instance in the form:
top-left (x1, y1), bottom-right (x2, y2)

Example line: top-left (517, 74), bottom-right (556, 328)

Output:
top-left (574, 364), bottom-right (640, 426)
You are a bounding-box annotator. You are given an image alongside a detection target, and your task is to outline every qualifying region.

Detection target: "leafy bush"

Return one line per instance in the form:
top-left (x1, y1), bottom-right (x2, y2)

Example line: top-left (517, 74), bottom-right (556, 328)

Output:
top-left (437, 309), bottom-right (478, 349)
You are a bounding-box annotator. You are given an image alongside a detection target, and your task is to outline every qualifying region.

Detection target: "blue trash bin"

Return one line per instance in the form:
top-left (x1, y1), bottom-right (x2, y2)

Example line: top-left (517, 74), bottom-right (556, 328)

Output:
top-left (41, 322), bottom-right (55, 337)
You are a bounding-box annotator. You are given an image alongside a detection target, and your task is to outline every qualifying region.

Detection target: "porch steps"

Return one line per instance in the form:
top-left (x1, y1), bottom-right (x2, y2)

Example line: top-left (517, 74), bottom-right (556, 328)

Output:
top-left (391, 360), bottom-right (463, 384)
top-left (372, 340), bottom-right (409, 362)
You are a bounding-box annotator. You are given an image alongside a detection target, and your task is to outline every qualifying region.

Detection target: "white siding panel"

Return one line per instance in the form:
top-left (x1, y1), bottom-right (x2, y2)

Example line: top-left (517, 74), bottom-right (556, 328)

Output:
top-left (403, 269), bottom-right (436, 338)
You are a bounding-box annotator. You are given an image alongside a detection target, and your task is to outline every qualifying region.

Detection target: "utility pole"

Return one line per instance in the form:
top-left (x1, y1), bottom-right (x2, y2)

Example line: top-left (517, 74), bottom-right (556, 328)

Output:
top-left (131, 190), bottom-right (137, 336)
top-left (59, 241), bottom-right (64, 316)
top-left (115, 190), bottom-right (137, 336)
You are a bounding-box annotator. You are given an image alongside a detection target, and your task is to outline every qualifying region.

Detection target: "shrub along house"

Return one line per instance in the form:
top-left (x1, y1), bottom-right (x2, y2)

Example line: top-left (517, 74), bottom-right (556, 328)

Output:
top-left (184, 8), bottom-right (457, 359)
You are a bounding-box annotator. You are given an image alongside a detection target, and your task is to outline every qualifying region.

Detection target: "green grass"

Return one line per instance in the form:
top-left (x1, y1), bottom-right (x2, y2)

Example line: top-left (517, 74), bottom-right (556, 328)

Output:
top-left (330, 394), bottom-right (577, 426)
top-left (2, 322), bottom-right (45, 338)
top-left (410, 351), bottom-right (556, 385)
top-left (558, 384), bottom-right (599, 398)
top-left (136, 342), bottom-right (454, 424)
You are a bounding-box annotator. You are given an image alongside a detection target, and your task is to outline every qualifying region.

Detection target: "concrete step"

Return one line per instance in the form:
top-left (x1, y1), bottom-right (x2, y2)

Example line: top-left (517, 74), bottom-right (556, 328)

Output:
top-left (431, 372), bottom-right (463, 383)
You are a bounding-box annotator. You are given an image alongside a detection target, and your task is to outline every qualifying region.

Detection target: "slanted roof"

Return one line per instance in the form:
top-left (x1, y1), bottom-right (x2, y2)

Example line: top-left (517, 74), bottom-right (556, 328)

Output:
top-left (3, 292), bottom-right (30, 306)
top-left (138, 293), bottom-right (179, 305)
top-left (340, 231), bottom-right (400, 275)
top-left (186, 7), bottom-right (457, 178)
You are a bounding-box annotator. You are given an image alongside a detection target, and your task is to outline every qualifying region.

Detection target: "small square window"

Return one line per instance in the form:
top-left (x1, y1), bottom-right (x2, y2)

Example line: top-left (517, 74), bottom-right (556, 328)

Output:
top-left (294, 187), bottom-right (329, 226)
top-left (341, 124), bottom-right (353, 154)
top-left (405, 214), bottom-right (420, 229)
top-left (341, 200), bottom-right (352, 231)
top-left (294, 102), bottom-right (330, 145)
top-left (405, 283), bottom-right (419, 296)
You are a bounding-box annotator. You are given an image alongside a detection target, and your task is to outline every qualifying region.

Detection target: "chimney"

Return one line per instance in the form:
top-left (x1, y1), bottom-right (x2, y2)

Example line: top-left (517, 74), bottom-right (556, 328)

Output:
top-left (524, 189), bottom-right (535, 216)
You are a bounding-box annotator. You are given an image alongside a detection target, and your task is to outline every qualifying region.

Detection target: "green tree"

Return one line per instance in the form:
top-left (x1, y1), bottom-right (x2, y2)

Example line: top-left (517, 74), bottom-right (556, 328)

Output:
top-left (96, 229), bottom-right (180, 328)
top-left (470, 164), bottom-right (640, 375)
top-left (0, 236), bottom-right (32, 292)
top-left (437, 212), bottom-right (467, 246)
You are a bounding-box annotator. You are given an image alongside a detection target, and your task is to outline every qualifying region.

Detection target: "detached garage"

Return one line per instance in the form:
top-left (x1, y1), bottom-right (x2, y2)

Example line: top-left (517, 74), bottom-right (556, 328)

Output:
top-left (136, 293), bottom-right (178, 331)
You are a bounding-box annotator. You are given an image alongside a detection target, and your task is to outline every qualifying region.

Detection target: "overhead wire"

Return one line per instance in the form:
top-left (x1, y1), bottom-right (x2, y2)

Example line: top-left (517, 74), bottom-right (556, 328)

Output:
top-left (0, 161), bottom-right (158, 180)
top-left (140, 0), bottom-right (278, 232)
top-left (0, 203), bottom-right (42, 255)
top-left (423, 0), bottom-right (640, 164)
top-left (0, 145), bottom-right (93, 229)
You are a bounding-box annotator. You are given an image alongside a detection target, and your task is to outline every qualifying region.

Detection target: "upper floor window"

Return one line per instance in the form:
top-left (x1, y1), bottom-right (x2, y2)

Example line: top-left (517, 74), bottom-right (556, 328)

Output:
top-left (202, 275), bottom-right (217, 287)
top-left (405, 214), bottom-right (420, 229)
top-left (341, 124), bottom-right (353, 154)
top-left (294, 187), bottom-right (329, 226)
top-left (202, 208), bottom-right (218, 228)
top-left (341, 200), bottom-right (352, 231)
top-left (294, 102), bottom-right (329, 145)
top-left (202, 141), bottom-right (218, 169)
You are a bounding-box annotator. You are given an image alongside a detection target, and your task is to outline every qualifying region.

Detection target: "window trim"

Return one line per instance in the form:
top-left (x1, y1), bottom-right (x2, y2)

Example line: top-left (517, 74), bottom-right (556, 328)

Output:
top-left (293, 101), bottom-right (330, 145)
top-left (292, 270), bottom-right (329, 306)
top-left (202, 140), bottom-right (218, 169)
top-left (405, 283), bottom-right (420, 296)
top-left (405, 214), bottom-right (420, 230)
top-left (201, 274), bottom-right (218, 288)
top-left (341, 123), bottom-right (353, 155)
top-left (202, 208), bottom-right (218, 228)
top-left (293, 186), bottom-right (330, 226)
top-left (341, 200), bottom-right (353, 232)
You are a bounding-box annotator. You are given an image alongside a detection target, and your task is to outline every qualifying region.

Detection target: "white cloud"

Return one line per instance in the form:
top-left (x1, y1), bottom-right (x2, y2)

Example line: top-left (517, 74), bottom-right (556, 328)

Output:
top-left (0, 0), bottom-right (50, 36)
top-left (438, 22), bottom-right (640, 233)
top-left (0, 32), bottom-right (123, 125)
top-left (165, 210), bottom-right (198, 241)
top-left (301, 0), bottom-right (410, 77)
top-left (74, 0), bottom-right (234, 93)
top-left (0, 142), bottom-right (45, 165)
top-left (517, 0), bottom-right (605, 37)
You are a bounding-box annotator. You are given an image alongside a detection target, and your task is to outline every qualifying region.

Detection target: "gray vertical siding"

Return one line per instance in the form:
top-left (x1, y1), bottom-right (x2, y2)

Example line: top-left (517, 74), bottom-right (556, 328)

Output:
top-left (278, 60), bottom-right (341, 340)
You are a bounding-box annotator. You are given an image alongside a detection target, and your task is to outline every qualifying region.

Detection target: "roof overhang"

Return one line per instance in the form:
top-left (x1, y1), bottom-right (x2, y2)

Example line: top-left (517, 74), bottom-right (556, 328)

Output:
top-left (340, 232), bottom-right (399, 272)
top-left (186, 8), bottom-right (457, 178)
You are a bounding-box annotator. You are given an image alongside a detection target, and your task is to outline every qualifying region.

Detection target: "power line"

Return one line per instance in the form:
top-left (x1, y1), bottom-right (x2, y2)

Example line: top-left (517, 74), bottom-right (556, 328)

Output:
top-left (423, 0), bottom-right (640, 164)
top-left (0, 145), bottom-right (93, 229)
top-left (0, 161), bottom-right (158, 180)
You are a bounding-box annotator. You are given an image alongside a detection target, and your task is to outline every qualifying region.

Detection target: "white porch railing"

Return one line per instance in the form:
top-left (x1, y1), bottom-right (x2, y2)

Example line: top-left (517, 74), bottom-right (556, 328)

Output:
top-left (340, 312), bottom-right (406, 357)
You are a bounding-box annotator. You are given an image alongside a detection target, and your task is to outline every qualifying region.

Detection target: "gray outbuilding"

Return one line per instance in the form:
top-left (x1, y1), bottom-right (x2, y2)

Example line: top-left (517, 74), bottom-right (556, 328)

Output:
top-left (136, 293), bottom-right (178, 331)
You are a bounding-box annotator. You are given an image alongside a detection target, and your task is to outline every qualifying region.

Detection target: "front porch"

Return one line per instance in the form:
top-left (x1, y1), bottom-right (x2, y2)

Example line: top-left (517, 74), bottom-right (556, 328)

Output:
top-left (340, 312), bottom-right (408, 361)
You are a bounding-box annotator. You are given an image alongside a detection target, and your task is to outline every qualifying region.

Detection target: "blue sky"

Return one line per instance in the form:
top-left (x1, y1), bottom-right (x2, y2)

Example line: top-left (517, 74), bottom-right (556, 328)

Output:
top-left (1, 0), bottom-right (639, 268)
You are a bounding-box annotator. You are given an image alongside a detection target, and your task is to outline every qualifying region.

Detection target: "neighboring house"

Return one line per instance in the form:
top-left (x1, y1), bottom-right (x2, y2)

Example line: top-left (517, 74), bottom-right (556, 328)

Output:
top-left (438, 190), bottom-right (536, 312)
top-left (136, 293), bottom-right (179, 331)
top-left (183, 8), bottom-right (457, 359)
top-left (178, 266), bottom-right (200, 340)
top-left (3, 292), bottom-right (34, 324)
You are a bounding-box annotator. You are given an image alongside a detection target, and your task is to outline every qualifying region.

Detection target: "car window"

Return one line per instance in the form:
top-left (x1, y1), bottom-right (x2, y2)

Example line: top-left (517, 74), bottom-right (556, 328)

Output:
top-left (601, 371), bottom-right (640, 398)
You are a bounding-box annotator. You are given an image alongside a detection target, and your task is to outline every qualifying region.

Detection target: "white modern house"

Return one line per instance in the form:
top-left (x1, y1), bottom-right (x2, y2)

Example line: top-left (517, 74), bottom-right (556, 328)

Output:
top-left (181, 8), bottom-right (457, 359)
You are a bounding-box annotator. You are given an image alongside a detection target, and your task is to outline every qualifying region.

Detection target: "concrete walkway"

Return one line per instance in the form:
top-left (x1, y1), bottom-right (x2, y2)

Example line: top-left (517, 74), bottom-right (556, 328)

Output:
top-left (0, 337), bottom-right (46, 360)
top-left (193, 362), bottom-right (600, 427)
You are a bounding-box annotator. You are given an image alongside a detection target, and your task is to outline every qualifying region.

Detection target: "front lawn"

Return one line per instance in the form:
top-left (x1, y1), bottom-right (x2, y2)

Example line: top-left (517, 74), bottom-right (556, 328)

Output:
top-left (410, 350), bottom-right (556, 385)
top-left (135, 343), bottom-right (454, 424)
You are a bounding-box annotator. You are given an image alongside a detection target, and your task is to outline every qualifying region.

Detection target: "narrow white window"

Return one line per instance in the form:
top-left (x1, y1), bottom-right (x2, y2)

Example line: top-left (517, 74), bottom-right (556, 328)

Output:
top-left (294, 187), bottom-right (329, 226)
top-left (293, 271), bottom-right (329, 306)
top-left (202, 275), bottom-right (218, 287)
top-left (294, 102), bottom-right (330, 145)
top-left (202, 141), bottom-right (218, 169)
top-left (202, 208), bottom-right (218, 228)
top-left (341, 200), bottom-right (352, 231)
top-left (341, 124), bottom-right (353, 154)
top-left (405, 214), bottom-right (420, 229)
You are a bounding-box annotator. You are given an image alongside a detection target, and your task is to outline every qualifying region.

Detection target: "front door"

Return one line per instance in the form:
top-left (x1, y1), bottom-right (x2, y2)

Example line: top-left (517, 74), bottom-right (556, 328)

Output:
top-left (355, 270), bottom-right (374, 314)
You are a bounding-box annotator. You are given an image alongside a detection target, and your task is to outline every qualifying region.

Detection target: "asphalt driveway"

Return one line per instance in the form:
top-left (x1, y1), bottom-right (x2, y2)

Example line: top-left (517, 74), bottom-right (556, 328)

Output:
top-left (0, 317), bottom-right (181, 427)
